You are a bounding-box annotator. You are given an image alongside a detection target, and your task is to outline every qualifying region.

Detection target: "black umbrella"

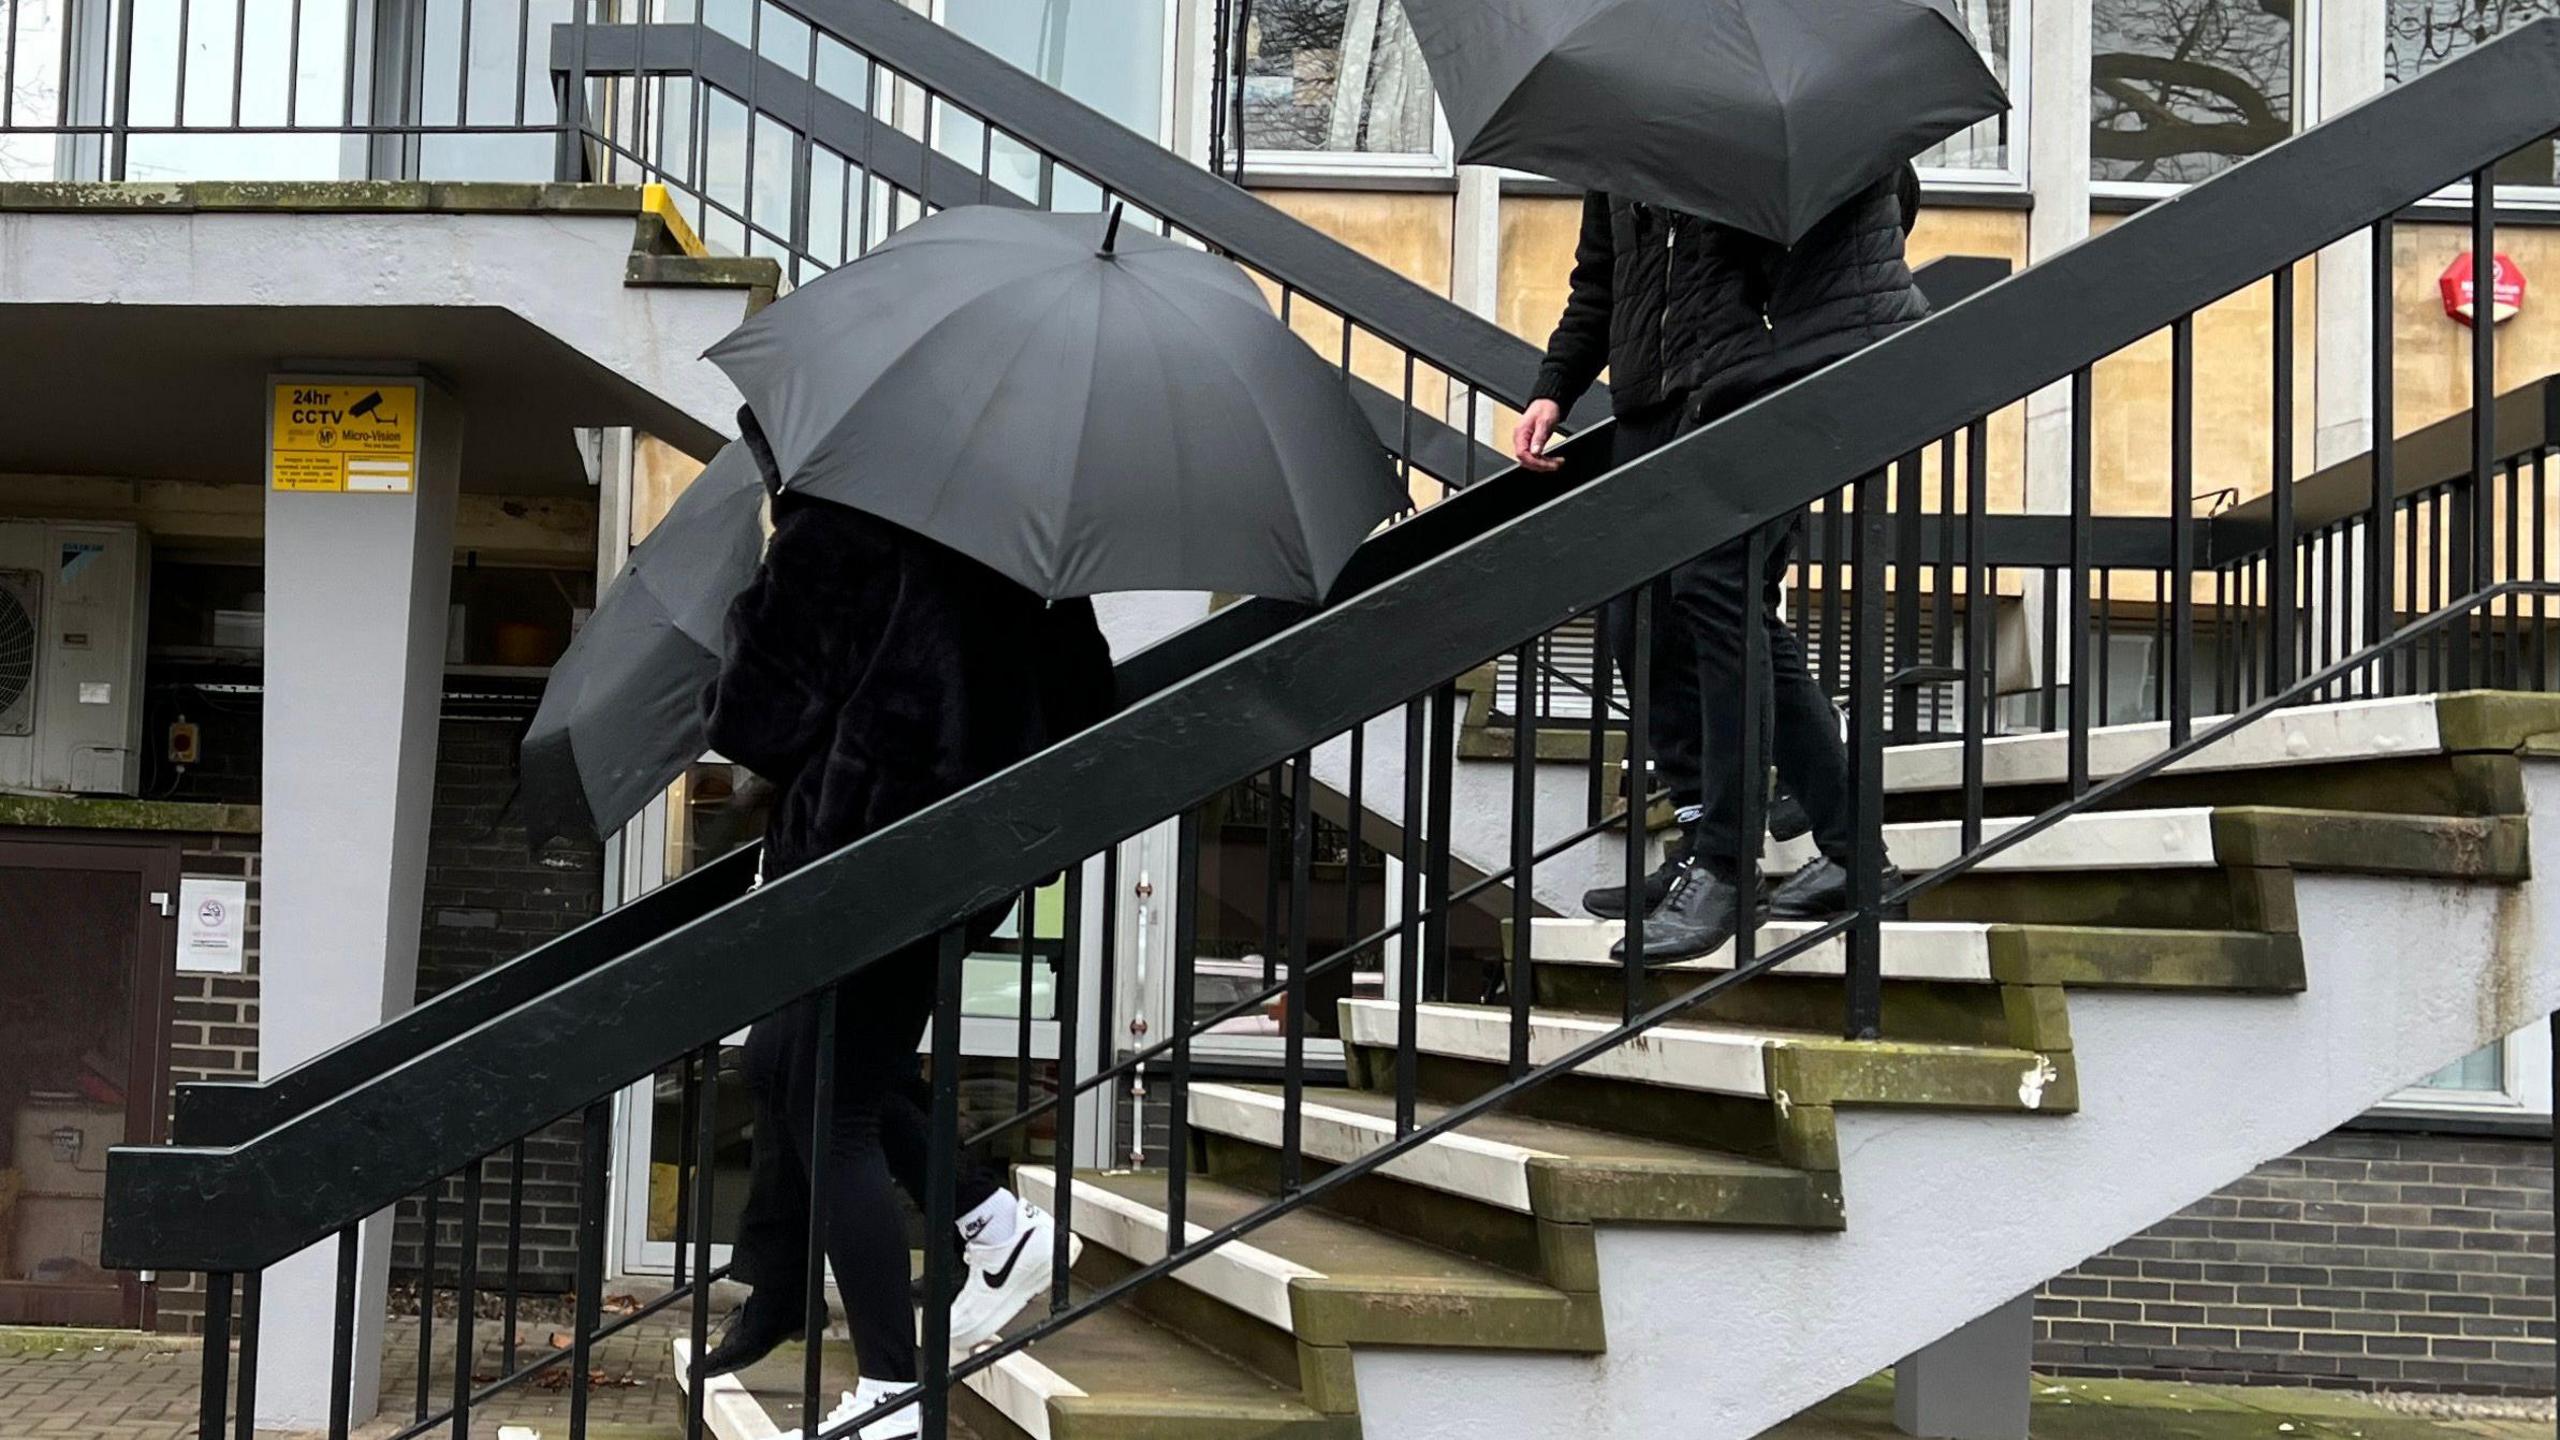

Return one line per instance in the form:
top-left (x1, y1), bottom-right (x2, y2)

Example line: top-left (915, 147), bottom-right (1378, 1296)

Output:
top-left (706, 205), bottom-right (1405, 604)
top-left (1402, 0), bottom-right (2007, 245)
top-left (519, 439), bottom-right (767, 847)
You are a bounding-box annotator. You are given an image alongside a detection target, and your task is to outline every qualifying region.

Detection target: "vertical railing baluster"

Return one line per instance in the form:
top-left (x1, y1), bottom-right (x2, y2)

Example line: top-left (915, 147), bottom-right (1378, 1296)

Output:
top-left (2067, 368), bottom-right (2094, 793)
top-left (1167, 810), bottom-right (1200, 1247)
top-left (569, 1099), bottom-right (613, 1439)
top-left (920, 929), bottom-right (968, 1440)
top-left (417, 1187), bottom-right (437, 1422)
top-left (1846, 471), bottom-right (1888, 1040)
top-left (1936, 438), bottom-right (1959, 690)
top-left (673, 1052), bottom-right (700, 1290)
top-left (1733, 530), bottom-right (1767, 981)
top-left (329, 1228), bottom-right (359, 1439)
top-left (1422, 685), bottom-right (1457, 1003)
top-left (1962, 421), bottom-right (1989, 851)
top-left (452, 1163), bottom-right (481, 1440)
top-left (2537, 452), bottom-right (2551, 692)
top-left (1588, 611), bottom-right (1612, 827)
top-left (1509, 646), bottom-right (1537, 1079)
top-left (805, 995), bottom-right (835, 1436)
top-left (1396, 697), bottom-right (1426, 1136)
top-left (1284, 750), bottom-right (1315, 1185)
top-left (2370, 222), bottom-right (2398, 692)
top-left (2272, 264), bottom-right (2299, 695)
top-left (201, 1271), bottom-right (234, 1440)
top-left (1017, 887), bottom-right (1038, 1115)
top-left (503, 1139), bottom-right (525, 1374)
top-left (1893, 452), bottom-right (1924, 747)
top-left (1262, 765), bottom-right (1285, 987)
top-left (231, 1269), bottom-right (260, 1440)
top-left (1052, 861), bottom-right (1085, 1313)
top-left (1346, 717), bottom-right (1367, 944)
top-left (1622, 587), bottom-right (1652, 1024)
top-left (2039, 567), bottom-right (2060, 733)
top-left (2172, 316), bottom-right (2197, 743)
top-left (2471, 166), bottom-right (2500, 685)
top-left (1821, 496), bottom-right (1847, 698)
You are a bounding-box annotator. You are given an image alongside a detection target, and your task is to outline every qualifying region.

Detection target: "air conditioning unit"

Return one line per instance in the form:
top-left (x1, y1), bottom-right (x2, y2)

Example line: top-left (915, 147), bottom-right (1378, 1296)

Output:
top-left (0, 521), bottom-right (151, 797)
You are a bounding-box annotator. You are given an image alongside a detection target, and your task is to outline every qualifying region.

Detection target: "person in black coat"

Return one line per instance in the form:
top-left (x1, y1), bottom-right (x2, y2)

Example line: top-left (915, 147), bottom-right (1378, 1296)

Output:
top-left (692, 435), bottom-right (1116, 1425)
top-left (1512, 167), bottom-right (1926, 957)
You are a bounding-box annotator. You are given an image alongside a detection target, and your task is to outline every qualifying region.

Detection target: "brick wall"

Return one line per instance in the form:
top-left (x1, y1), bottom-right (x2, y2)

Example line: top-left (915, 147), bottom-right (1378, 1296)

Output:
top-left (392, 718), bottom-right (603, 1294)
top-left (154, 834), bottom-right (262, 1334)
top-left (2037, 1129), bottom-right (2557, 1395)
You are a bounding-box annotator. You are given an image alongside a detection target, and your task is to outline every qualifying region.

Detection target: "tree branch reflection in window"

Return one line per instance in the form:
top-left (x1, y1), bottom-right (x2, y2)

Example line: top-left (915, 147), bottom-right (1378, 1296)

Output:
top-left (2092, 0), bottom-right (2296, 185)
top-left (2388, 0), bottom-right (2560, 188)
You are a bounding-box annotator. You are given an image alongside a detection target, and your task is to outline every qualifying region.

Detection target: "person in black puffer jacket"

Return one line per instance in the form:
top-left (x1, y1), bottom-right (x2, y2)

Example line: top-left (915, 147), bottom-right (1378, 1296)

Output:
top-left (1513, 166), bottom-right (1925, 958)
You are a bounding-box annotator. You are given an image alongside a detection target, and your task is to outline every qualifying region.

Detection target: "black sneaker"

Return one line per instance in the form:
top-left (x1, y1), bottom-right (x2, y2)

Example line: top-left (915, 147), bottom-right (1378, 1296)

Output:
top-left (1583, 826), bottom-right (1694, 920)
top-left (1766, 857), bottom-right (1907, 921)
top-left (1768, 787), bottom-right (1813, 843)
top-left (1608, 863), bottom-right (1747, 964)
top-left (698, 1293), bottom-right (805, 1378)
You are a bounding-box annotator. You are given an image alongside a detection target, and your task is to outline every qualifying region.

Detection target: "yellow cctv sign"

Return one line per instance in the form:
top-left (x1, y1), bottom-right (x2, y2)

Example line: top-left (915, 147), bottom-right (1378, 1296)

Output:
top-left (270, 382), bottom-right (419, 493)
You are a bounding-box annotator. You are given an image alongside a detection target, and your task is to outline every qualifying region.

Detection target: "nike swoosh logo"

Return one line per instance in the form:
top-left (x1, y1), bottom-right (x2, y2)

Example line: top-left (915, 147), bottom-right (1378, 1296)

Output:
top-left (980, 1230), bottom-right (1037, 1290)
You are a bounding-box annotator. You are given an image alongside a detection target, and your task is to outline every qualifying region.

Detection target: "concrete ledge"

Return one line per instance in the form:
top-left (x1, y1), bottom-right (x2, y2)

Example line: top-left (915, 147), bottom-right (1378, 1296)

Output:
top-left (0, 793), bottom-right (260, 834)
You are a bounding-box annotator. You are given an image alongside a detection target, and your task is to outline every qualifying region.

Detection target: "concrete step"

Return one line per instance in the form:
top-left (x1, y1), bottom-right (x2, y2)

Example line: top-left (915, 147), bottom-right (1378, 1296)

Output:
top-left (1338, 1000), bottom-right (2071, 1113)
top-left (1015, 1168), bottom-right (1602, 1356)
top-left (953, 1289), bottom-right (1354, 1440)
top-left (1511, 917), bottom-right (2305, 993)
top-left (1187, 1081), bottom-right (1842, 1229)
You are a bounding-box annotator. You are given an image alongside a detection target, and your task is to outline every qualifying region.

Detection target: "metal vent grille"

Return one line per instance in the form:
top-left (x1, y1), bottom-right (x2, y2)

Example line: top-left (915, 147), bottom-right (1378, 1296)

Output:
top-left (0, 569), bottom-right (35, 737)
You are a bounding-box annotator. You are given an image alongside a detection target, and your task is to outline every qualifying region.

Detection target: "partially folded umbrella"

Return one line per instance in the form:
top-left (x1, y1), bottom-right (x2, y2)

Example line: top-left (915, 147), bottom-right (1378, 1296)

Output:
top-left (519, 440), bottom-right (767, 848)
top-left (1403, 0), bottom-right (2008, 245)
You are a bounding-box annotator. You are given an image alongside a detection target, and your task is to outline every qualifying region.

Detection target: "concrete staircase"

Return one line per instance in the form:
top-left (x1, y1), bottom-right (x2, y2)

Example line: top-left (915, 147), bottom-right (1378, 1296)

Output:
top-left (932, 693), bottom-right (2560, 1439)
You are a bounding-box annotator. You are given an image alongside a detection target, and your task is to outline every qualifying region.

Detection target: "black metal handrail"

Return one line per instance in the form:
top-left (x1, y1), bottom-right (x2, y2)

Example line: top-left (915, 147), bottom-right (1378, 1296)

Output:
top-left (105, 16), bottom-right (2560, 1276)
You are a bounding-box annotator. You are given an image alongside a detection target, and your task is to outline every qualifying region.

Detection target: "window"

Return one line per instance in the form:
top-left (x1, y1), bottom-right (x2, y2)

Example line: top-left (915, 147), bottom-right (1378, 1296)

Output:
top-left (1916, 0), bottom-right (2023, 182)
top-left (941, 0), bottom-right (1170, 143)
top-left (2387, 0), bottom-right (2560, 190)
top-left (1230, 0), bottom-right (1442, 168)
top-left (2092, 0), bottom-right (2297, 187)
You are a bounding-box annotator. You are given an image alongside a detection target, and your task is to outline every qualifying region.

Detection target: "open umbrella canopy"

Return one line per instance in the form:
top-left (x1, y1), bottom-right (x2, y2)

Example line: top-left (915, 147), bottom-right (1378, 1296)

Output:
top-left (707, 205), bottom-right (1406, 604)
top-left (1403, 0), bottom-right (2007, 245)
top-left (518, 439), bottom-right (767, 848)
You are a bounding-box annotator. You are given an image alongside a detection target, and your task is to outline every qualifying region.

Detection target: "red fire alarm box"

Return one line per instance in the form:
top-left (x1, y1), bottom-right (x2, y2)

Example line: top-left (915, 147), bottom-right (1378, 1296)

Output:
top-left (2440, 251), bottom-right (2526, 327)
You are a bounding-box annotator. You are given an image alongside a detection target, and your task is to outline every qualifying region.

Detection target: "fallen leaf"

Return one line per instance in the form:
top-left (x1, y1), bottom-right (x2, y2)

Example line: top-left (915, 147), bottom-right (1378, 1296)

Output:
top-left (547, 1331), bottom-right (573, 1351)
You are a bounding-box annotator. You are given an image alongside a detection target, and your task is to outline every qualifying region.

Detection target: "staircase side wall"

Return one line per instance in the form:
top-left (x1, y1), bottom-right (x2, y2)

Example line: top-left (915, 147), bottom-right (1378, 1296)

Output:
top-left (1348, 762), bottom-right (2560, 1440)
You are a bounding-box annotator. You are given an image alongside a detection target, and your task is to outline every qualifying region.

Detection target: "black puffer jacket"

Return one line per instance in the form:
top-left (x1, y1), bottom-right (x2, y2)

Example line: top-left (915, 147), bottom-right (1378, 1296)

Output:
top-left (1530, 166), bottom-right (1930, 423)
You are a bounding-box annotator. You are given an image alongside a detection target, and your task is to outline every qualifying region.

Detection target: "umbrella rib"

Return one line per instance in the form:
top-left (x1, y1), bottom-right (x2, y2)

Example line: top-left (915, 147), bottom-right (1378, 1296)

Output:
top-left (1134, 275), bottom-right (1343, 595)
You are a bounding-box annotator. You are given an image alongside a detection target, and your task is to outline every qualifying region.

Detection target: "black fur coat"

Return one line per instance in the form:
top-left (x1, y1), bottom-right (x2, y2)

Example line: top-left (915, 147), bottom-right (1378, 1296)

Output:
top-left (701, 491), bottom-right (1117, 882)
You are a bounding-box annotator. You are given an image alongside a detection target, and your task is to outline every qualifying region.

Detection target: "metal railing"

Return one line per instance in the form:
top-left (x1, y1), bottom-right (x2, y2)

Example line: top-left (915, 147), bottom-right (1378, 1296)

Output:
top-left (62, 10), bottom-right (2560, 1440)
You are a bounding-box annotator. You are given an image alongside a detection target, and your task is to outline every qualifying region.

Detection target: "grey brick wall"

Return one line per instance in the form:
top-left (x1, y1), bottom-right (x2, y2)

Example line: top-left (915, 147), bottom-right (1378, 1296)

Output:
top-left (2037, 1129), bottom-right (2556, 1395)
top-left (391, 718), bottom-right (603, 1295)
top-left (156, 834), bottom-right (262, 1335)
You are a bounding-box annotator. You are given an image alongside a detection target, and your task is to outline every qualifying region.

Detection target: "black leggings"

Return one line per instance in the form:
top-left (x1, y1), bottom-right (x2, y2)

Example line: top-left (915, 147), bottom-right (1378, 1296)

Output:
top-left (736, 948), bottom-right (1001, 1384)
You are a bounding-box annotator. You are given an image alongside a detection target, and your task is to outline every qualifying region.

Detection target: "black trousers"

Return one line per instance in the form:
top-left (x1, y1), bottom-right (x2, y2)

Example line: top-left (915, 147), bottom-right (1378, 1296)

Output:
top-left (735, 947), bottom-right (1001, 1384)
top-left (1601, 397), bottom-right (1857, 871)
top-left (1600, 401), bottom-right (1704, 811)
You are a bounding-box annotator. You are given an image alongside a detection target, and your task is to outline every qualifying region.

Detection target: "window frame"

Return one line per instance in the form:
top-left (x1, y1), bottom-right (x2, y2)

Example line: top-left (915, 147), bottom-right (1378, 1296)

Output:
top-left (2373, 1023), bottom-right (2555, 1121)
top-left (1915, 0), bottom-right (2033, 193)
top-left (2382, 0), bottom-right (2560, 211)
top-left (1210, 0), bottom-right (1455, 180)
top-left (2087, 0), bottom-right (2311, 202)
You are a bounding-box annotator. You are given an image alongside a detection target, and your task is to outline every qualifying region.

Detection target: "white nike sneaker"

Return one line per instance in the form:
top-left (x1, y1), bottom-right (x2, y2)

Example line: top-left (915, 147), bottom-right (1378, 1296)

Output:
top-left (944, 1199), bottom-right (1081, 1356)
top-left (783, 1378), bottom-right (922, 1440)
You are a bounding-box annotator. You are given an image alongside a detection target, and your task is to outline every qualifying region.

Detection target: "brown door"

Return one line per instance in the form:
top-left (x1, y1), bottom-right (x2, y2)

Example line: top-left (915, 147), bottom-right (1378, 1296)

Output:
top-left (0, 836), bottom-right (178, 1328)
